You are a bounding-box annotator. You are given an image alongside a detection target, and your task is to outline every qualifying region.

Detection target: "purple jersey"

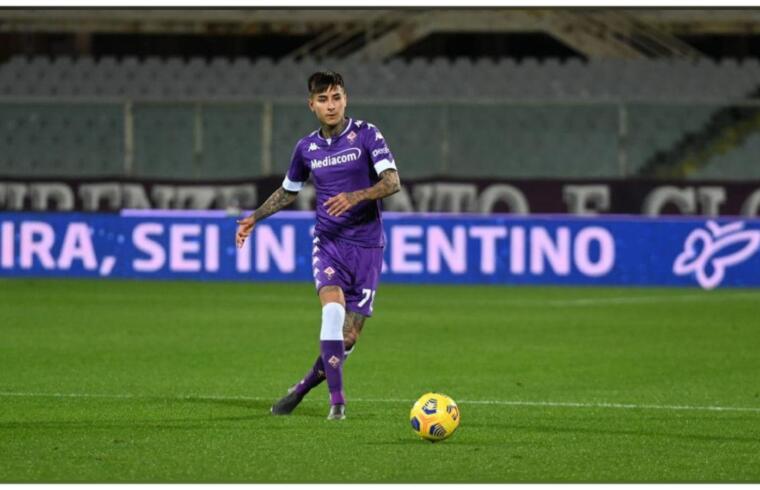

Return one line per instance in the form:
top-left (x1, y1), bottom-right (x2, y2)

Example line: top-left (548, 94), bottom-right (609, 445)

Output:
top-left (282, 118), bottom-right (397, 247)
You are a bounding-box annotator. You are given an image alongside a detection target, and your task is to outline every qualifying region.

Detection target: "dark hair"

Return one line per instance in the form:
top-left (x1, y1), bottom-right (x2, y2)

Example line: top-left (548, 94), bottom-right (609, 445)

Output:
top-left (307, 71), bottom-right (345, 95)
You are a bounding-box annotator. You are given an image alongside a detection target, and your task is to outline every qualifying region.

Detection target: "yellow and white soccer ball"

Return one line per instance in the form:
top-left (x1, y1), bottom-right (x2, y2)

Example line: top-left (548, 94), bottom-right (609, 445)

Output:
top-left (409, 392), bottom-right (460, 442)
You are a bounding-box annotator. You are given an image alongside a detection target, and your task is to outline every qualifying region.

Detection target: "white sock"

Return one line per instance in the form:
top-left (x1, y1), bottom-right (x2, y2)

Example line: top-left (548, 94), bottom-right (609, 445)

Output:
top-left (320, 303), bottom-right (345, 341)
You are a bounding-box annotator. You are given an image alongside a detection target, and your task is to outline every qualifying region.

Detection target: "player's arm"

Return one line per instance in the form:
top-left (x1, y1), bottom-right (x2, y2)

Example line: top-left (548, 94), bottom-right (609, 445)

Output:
top-left (235, 187), bottom-right (298, 248)
top-left (324, 169), bottom-right (400, 217)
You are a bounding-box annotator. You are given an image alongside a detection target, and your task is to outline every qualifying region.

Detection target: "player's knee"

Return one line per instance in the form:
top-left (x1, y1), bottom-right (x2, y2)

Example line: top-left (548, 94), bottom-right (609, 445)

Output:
top-left (319, 285), bottom-right (345, 306)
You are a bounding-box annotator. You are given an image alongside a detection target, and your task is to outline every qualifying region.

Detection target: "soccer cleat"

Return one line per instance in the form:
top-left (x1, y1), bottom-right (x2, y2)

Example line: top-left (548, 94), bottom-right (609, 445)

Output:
top-left (327, 403), bottom-right (346, 420)
top-left (270, 388), bottom-right (305, 415)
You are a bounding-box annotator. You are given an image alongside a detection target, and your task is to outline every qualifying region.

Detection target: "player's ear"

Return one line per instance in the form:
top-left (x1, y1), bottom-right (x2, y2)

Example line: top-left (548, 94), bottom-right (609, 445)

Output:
top-left (308, 96), bottom-right (315, 112)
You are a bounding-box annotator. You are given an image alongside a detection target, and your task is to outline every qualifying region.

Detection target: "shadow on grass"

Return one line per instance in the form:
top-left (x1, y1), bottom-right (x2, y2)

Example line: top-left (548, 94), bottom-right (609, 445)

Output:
top-left (180, 396), bottom-right (273, 410)
top-left (0, 414), bottom-right (278, 431)
top-left (465, 421), bottom-right (760, 445)
top-left (0, 396), bottom-right (347, 430)
top-left (181, 396), bottom-right (330, 418)
top-left (369, 438), bottom-right (461, 446)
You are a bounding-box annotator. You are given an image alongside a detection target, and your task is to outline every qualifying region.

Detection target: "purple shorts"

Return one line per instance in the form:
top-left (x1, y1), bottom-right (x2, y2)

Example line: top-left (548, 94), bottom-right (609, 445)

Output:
top-left (312, 233), bottom-right (383, 317)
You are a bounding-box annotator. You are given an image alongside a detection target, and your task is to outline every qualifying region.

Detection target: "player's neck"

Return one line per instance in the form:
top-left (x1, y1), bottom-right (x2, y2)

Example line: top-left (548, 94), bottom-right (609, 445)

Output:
top-left (320, 118), bottom-right (348, 139)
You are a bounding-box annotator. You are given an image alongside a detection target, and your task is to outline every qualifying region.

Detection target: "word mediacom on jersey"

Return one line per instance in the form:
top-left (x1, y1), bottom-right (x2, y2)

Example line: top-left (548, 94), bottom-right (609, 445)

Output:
top-left (1, 211), bottom-right (759, 289)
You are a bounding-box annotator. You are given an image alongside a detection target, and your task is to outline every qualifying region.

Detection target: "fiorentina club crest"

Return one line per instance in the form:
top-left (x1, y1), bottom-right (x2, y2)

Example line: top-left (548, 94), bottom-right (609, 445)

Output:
top-left (324, 266), bottom-right (335, 279)
top-left (673, 220), bottom-right (760, 290)
top-left (347, 131), bottom-right (357, 142)
top-left (328, 355), bottom-right (341, 368)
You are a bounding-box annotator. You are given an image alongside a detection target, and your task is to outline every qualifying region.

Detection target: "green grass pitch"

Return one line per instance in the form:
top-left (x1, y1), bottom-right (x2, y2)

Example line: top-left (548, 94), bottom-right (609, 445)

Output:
top-left (1, 278), bottom-right (760, 482)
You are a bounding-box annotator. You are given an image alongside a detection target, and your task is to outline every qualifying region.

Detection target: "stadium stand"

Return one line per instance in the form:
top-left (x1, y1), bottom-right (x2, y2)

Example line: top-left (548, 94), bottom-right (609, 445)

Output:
top-left (3, 55), bottom-right (760, 100)
top-left (0, 102), bottom-right (123, 177)
top-left (1, 55), bottom-right (759, 179)
top-left (688, 130), bottom-right (760, 181)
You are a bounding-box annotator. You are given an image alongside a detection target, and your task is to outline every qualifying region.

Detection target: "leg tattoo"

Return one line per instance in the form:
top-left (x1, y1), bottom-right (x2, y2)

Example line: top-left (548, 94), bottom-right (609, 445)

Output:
top-left (343, 311), bottom-right (367, 351)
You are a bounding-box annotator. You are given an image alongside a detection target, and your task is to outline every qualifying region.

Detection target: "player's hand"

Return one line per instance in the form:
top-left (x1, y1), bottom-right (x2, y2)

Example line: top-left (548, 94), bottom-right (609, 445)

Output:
top-left (235, 215), bottom-right (256, 248)
top-left (324, 192), bottom-right (360, 217)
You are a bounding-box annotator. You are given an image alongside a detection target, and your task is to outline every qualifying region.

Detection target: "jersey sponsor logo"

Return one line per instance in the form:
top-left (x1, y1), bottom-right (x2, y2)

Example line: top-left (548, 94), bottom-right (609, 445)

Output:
top-left (372, 146), bottom-right (390, 158)
top-left (308, 142), bottom-right (319, 152)
top-left (310, 148), bottom-right (362, 169)
top-left (673, 220), bottom-right (760, 290)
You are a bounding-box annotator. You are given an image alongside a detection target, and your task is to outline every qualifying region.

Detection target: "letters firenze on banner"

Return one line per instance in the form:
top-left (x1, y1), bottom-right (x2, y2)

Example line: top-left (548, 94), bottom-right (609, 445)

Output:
top-left (3, 177), bottom-right (760, 217)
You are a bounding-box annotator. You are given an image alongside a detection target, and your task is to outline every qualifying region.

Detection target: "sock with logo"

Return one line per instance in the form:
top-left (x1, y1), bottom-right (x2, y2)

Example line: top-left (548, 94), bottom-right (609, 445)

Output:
top-left (293, 344), bottom-right (356, 396)
top-left (319, 302), bottom-right (346, 405)
top-left (292, 356), bottom-right (325, 397)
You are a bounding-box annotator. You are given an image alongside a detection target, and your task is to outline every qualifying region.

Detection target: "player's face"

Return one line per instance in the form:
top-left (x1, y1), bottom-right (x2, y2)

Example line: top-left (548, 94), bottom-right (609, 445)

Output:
top-left (309, 85), bottom-right (347, 127)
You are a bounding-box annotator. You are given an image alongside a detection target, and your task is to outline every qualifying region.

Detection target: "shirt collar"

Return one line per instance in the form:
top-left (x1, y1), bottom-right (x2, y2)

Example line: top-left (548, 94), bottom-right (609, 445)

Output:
top-left (315, 118), bottom-right (353, 142)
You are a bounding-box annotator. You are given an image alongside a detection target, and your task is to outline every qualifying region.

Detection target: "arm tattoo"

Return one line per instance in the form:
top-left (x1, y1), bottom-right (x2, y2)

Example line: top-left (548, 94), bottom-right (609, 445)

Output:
top-left (378, 169), bottom-right (401, 197)
top-left (252, 187), bottom-right (297, 223)
top-left (348, 169), bottom-right (401, 204)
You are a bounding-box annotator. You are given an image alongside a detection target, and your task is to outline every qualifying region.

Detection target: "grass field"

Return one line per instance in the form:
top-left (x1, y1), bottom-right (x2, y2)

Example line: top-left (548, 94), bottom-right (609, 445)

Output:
top-left (1, 278), bottom-right (760, 482)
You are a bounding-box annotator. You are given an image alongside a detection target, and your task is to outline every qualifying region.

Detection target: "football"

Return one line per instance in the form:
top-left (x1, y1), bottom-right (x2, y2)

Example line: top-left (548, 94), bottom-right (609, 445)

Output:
top-left (409, 392), bottom-right (460, 442)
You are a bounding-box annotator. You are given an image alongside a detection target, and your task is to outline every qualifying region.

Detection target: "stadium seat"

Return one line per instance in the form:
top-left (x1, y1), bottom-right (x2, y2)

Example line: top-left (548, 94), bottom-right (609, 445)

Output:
top-left (2, 55), bottom-right (760, 179)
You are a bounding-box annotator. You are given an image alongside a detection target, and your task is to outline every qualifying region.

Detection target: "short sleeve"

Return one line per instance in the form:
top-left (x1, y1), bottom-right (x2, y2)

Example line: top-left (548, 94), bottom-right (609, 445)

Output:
top-left (282, 140), bottom-right (310, 192)
top-left (364, 124), bottom-right (397, 176)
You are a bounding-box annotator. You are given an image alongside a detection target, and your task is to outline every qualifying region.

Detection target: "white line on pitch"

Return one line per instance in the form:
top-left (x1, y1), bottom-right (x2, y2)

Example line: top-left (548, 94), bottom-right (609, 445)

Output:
top-left (242, 292), bottom-right (760, 308)
top-left (540, 292), bottom-right (760, 307)
top-left (431, 293), bottom-right (760, 308)
top-left (1, 391), bottom-right (759, 414)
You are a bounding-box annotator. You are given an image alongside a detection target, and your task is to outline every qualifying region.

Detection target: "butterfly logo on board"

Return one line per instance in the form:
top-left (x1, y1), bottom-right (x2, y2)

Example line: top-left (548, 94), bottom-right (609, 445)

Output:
top-left (673, 220), bottom-right (760, 290)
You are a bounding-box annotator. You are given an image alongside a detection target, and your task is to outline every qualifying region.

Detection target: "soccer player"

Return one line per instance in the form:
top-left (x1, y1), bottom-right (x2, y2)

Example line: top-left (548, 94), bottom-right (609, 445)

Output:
top-left (235, 71), bottom-right (401, 420)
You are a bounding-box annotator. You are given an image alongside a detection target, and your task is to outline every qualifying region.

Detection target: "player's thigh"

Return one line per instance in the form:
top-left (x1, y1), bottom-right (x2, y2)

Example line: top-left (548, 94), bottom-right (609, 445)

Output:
top-left (312, 235), bottom-right (351, 303)
top-left (344, 246), bottom-right (383, 317)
